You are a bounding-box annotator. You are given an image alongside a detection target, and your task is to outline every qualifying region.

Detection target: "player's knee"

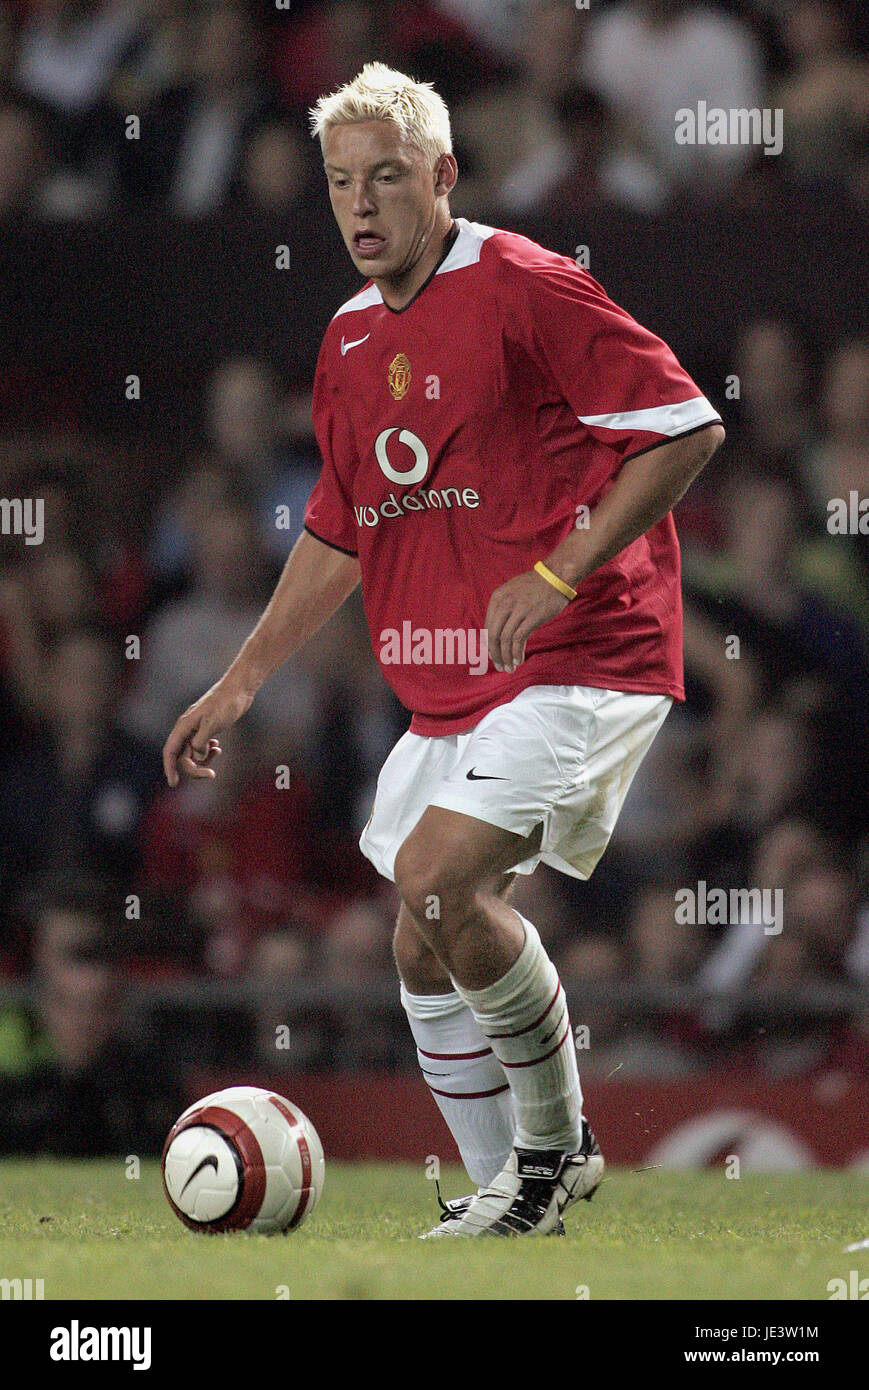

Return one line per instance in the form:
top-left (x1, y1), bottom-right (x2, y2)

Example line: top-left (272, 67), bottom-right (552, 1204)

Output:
top-left (393, 839), bottom-right (475, 935)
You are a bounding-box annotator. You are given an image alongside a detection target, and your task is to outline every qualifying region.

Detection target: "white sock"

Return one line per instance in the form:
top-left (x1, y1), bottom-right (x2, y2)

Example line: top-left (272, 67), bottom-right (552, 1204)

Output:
top-left (454, 914), bottom-right (583, 1152)
top-left (400, 985), bottom-right (515, 1186)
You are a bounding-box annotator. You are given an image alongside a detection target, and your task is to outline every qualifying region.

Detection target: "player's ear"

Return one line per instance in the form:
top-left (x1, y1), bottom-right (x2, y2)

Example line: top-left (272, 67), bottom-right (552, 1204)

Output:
top-left (434, 153), bottom-right (457, 198)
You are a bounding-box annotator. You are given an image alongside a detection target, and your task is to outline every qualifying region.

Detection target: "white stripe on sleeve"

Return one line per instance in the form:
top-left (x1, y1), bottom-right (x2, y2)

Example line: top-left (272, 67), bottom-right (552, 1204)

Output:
top-left (577, 396), bottom-right (721, 437)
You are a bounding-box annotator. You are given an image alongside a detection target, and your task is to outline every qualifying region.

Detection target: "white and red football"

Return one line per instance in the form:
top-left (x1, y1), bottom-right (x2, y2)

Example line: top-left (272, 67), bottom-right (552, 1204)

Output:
top-left (162, 1085), bottom-right (325, 1234)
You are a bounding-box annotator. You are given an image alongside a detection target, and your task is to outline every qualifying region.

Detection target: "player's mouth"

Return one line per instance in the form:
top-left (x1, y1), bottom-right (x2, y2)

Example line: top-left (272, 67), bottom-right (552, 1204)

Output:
top-left (353, 230), bottom-right (387, 259)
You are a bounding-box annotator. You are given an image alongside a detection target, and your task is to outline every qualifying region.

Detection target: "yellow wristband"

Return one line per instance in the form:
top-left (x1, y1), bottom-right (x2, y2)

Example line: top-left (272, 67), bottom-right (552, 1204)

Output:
top-left (534, 561), bottom-right (577, 601)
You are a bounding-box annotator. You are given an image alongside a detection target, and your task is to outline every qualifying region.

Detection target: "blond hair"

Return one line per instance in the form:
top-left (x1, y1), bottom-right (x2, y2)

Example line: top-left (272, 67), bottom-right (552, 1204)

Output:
top-left (309, 61), bottom-right (452, 167)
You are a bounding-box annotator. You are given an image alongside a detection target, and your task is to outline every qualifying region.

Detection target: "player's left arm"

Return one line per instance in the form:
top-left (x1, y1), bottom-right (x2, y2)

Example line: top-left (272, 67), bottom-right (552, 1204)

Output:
top-left (485, 422), bottom-right (725, 673)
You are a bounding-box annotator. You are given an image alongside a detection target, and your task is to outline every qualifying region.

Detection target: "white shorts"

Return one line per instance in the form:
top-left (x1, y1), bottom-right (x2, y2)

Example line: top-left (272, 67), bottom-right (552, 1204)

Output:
top-left (359, 684), bottom-right (672, 882)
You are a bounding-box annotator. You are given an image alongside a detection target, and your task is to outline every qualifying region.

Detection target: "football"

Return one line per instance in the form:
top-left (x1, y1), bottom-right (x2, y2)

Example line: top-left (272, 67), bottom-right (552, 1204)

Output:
top-left (161, 1085), bottom-right (325, 1235)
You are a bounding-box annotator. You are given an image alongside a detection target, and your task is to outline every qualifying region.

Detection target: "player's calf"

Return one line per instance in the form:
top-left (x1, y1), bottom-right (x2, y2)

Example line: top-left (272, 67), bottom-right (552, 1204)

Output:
top-left (393, 849), bottom-right (525, 990)
top-left (393, 901), bottom-right (453, 994)
top-left (395, 902), bottom-right (516, 1188)
top-left (395, 832), bottom-right (585, 1156)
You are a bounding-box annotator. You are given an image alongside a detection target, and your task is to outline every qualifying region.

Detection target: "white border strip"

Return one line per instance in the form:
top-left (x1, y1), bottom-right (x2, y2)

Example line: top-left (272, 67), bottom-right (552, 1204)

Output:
top-left (332, 219), bottom-right (495, 319)
top-left (578, 396), bottom-right (720, 436)
top-left (332, 282), bottom-right (384, 320)
top-left (437, 218), bottom-right (496, 275)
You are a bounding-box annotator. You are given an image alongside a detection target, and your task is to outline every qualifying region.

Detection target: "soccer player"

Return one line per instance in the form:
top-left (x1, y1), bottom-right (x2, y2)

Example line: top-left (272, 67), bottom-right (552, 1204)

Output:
top-left (162, 63), bottom-right (724, 1237)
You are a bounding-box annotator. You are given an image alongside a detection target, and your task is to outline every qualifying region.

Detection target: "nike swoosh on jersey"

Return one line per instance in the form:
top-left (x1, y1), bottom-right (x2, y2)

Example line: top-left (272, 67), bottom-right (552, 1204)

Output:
top-left (465, 768), bottom-right (508, 781)
top-left (340, 333), bottom-right (371, 356)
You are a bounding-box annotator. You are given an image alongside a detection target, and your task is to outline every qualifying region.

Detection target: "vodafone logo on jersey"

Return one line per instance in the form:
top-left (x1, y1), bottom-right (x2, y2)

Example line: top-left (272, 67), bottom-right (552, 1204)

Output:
top-left (354, 427), bottom-right (481, 529)
top-left (374, 428), bottom-right (428, 485)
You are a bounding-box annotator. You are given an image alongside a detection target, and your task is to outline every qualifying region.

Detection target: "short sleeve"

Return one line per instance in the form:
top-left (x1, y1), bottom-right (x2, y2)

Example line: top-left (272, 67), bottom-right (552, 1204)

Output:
top-left (304, 342), bottom-right (359, 556)
top-left (511, 256), bottom-right (721, 461)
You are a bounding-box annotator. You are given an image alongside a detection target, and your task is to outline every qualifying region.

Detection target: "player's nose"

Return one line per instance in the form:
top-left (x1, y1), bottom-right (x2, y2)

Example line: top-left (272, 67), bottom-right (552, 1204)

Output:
top-left (350, 180), bottom-right (376, 216)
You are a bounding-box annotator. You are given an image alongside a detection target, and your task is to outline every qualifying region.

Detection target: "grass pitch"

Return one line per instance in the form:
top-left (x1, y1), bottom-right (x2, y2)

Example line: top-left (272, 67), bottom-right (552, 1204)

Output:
top-left (0, 1159), bottom-right (865, 1301)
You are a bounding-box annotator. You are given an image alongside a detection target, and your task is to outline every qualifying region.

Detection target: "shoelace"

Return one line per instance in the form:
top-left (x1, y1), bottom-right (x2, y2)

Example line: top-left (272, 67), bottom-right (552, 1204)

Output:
top-left (434, 1178), bottom-right (471, 1223)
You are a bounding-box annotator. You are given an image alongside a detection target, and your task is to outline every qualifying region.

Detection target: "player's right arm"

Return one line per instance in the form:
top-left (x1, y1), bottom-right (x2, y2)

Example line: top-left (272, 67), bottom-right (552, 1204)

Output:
top-left (162, 529), bottom-right (359, 786)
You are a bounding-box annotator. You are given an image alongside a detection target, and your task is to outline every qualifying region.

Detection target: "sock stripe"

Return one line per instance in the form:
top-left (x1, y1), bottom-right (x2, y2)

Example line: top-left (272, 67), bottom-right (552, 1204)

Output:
top-left (495, 1017), bottom-right (572, 1069)
top-left (482, 980), bottom-right (562, 1041)
top-left (425, 1082), bottom-right (511, 1101)
top-left (417, 1046), bottom-right (493, 1061)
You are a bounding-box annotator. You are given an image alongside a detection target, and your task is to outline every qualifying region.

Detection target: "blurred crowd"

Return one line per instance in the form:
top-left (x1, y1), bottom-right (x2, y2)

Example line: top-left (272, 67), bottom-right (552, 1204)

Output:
top-left (0, 0), bottom-right (866, 220)
top-left (0, 1), bottom-right (867, 1149)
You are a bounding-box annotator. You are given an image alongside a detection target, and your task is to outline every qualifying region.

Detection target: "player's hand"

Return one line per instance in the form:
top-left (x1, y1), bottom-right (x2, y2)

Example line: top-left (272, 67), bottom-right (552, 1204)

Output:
top-left (485, 569), bottom-right (570, 673)
top-left (162, 680), bottom-right (254, 787)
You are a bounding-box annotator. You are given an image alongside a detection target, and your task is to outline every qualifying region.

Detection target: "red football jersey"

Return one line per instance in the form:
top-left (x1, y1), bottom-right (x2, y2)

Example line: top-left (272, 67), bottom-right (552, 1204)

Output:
top-left (305, 219), bottom-right (721, 735)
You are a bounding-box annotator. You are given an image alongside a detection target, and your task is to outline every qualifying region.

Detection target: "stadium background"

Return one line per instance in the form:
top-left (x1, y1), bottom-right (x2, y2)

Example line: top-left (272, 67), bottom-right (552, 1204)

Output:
top-left (0, 0), bottom-right (866, 1170)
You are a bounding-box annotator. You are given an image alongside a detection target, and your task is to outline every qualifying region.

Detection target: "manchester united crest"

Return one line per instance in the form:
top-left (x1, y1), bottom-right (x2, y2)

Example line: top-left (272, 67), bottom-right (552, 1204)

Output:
top-left (388, 352), bottom-right (411, 400)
